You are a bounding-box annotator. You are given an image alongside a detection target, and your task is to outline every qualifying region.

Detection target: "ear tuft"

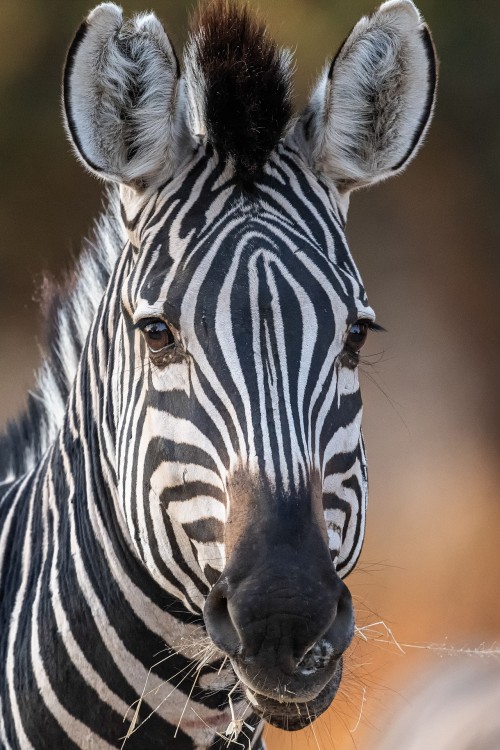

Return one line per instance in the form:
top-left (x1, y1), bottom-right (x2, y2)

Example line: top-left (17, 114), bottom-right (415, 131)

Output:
top-left (298, 0), bottom-right (437, 192)
top-left (86, 2), bottom-right (122, 26)
top-left (63, 3), bottom-right (183, 189)
top-left (379, 0), bottom-right (421, 22)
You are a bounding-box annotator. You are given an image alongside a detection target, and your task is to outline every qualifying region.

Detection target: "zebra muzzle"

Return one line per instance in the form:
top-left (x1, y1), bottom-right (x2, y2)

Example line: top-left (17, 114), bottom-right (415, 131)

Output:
top-left (203, 558), bottom-right (354, 720)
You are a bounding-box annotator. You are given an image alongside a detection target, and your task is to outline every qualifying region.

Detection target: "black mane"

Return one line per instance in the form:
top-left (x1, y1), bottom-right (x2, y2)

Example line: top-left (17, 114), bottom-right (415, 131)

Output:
top-left (189, 0), bottom-right (293, 184)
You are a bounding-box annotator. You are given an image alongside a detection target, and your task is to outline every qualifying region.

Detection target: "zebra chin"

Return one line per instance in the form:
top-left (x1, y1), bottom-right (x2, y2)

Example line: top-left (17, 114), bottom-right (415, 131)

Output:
top-left (242, 660), bottom-right (344, 730)
top-left (227, 644), bottom-right (346, 731)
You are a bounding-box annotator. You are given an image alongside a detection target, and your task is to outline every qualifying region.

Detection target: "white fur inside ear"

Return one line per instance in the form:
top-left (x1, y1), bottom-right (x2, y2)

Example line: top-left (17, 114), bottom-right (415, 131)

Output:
top-left (64, 3), bottom-right (186, 188)
top-left (303, 0), bottom-right (436, 190)
top-left (183, 35), bottom-right (208, 142)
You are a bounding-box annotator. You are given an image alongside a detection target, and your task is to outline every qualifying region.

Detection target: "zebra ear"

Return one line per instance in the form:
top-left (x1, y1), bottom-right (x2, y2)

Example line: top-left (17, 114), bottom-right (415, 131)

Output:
top-left (298, 0), bottom-right (437, 193)
top-left (63, 3), bottom-right (185, 189)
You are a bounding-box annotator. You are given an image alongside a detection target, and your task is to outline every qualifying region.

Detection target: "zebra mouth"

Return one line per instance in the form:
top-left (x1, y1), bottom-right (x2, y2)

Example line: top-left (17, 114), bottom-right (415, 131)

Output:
top-left (242, 659), bottom-right (343, 731)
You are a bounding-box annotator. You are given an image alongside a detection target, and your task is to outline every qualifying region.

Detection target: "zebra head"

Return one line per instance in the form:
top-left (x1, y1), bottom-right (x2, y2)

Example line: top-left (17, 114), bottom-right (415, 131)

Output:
top-left (64, 0), bottom-right (436, 731)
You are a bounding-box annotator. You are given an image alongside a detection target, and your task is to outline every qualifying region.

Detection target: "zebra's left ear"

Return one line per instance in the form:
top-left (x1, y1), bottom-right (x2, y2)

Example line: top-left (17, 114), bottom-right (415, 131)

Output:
top-left (296, 0), bottom-right (437, 193)
top-left (63, 3), bottom-right (187, 190)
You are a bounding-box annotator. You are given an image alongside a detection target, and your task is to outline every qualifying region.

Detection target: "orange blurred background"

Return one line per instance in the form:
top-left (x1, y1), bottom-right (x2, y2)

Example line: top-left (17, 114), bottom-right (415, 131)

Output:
top-left (1, 1), bottom-right (499, 748)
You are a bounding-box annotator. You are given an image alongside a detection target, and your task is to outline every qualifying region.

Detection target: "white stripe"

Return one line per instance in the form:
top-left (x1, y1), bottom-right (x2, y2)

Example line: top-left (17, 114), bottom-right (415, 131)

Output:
top-left (262, 312), bottom-right (289, 489)
top-left (248, 248), bottom-right (275, 485)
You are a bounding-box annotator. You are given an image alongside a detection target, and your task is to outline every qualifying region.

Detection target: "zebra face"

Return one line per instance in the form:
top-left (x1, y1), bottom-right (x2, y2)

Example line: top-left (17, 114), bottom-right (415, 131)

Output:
top-left (116, 151), bottom-right (373, 727)
top-left (64, 0), bottom-right (436, 732)
top-left (119, 147), bottom-right (374, 579)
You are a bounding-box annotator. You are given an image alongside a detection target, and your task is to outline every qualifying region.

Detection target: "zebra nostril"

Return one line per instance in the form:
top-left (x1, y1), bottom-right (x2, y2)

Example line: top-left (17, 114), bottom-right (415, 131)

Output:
top-left (327, 583), bottom-right (354, 658)
top-left (204, 584), bottom-right (241, 657)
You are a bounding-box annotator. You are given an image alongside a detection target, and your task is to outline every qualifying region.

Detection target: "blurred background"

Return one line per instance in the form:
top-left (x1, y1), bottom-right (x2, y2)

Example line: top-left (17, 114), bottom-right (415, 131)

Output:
top-left (1, 1), bottom-right (499, 748)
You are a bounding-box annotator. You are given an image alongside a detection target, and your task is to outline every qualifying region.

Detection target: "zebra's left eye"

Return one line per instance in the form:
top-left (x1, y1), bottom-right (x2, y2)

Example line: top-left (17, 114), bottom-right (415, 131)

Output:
top-left (139, 319), bottom-right (175, 353)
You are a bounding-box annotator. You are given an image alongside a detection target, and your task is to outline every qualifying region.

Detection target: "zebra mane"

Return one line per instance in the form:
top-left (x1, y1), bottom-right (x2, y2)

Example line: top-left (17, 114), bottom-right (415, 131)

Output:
top-left (185, 0), bottom-right (293, 184)
top-left (0, 187), bottom-right (126, 482)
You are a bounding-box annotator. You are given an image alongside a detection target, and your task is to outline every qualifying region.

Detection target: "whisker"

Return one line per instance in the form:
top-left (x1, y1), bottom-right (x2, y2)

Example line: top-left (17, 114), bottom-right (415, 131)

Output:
top-left (306, 704), bottom-right (321, 750)
top-left (349, 686), bottom-right (366, 734)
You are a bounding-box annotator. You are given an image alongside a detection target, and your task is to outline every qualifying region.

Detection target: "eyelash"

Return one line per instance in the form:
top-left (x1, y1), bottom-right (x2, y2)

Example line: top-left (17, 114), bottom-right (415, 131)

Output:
top-left (366, 321), bottom-right (385, 333)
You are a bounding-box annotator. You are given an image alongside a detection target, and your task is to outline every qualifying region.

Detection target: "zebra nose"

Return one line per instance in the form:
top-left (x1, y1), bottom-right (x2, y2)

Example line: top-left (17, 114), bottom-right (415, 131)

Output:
top-left (203, 573), bottom-right (354, 675)
top-left (204, 580), bottom-right (302, 671)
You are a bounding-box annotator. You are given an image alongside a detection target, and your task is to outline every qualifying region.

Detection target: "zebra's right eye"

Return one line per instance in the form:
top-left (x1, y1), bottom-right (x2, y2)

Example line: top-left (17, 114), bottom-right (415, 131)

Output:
top-left (138, 319), bottom-right (175, 353)
top-left (345, 321), bottom-right (369, 352)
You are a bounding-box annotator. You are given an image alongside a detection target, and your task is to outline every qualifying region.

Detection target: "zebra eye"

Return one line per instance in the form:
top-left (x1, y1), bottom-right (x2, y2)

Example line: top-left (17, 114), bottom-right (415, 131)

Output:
top-left (341, 321), bottom-right (370, 369)
top-left (346, 321), bottom-right (369, 352)
top-left (139, 319), bottom-right (175, 353)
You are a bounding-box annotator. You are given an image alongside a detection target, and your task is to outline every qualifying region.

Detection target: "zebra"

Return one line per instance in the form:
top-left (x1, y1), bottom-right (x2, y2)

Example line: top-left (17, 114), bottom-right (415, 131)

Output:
top-left (0, 1), bottom-right (437, 748)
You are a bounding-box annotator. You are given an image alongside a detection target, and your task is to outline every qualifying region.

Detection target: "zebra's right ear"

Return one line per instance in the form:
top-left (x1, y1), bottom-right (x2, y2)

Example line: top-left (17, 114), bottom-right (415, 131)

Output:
top-left (63, 3), bottom-right (185, 190)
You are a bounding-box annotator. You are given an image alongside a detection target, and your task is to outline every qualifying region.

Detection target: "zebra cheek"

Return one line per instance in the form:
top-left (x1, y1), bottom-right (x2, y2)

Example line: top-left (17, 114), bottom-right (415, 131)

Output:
top-left (338, 363), bottom-right (360, 395)
top-left (149, 360), bottom-right (192, 395)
